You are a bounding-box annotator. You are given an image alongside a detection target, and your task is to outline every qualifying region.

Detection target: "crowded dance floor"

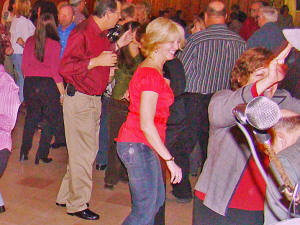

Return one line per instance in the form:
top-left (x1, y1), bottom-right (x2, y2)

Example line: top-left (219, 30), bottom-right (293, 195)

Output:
top-left (1, 0), bottom-right (300, 225)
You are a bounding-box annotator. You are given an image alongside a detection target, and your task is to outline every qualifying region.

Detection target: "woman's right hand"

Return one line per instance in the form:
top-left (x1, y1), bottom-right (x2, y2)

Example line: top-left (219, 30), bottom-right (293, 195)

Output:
top-left (121, 89), bottom-right (129, 101)
top-left (166, 160), bottom-right (182, 184)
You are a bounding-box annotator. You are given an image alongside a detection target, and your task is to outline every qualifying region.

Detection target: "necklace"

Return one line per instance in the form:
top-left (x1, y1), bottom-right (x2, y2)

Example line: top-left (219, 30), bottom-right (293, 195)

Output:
top-left (146, 54), bottom-right (164, 75)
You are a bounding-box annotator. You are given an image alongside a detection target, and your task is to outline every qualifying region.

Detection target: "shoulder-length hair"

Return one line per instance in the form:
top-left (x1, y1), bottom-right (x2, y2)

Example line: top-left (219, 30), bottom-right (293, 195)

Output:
top-left (140, 17), bottom-right (185, 57)
top-left (34, 13), bottom-right (60, 62)
top-left (230, 47), bottom-right (274, 91)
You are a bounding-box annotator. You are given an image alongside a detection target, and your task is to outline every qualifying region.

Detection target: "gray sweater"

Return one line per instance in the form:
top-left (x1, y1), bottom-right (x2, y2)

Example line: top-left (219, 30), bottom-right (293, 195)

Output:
top-left (194, 84), bottom-right (300, 216)
top-left (264, 138), bottom-right (300, 224)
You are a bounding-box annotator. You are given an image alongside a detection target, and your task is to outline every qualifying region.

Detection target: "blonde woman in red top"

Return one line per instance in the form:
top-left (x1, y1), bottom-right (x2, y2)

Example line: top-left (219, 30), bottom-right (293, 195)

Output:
top-left (116, 17), bottom-right (185, 225)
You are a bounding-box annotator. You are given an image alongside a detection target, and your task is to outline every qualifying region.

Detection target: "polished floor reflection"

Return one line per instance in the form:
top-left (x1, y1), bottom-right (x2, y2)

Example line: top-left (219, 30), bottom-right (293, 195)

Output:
top-left (0, 111), bottom-right (194, 225)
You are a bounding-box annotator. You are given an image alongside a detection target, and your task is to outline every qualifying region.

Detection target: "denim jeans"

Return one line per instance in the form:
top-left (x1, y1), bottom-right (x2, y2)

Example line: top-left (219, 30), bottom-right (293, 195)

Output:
top-left (11, 54), bottom-right (24, 102)
top-left (95, 96), bottom-right (109, 166)
top-left (117, 142), bottom-right (165, 225)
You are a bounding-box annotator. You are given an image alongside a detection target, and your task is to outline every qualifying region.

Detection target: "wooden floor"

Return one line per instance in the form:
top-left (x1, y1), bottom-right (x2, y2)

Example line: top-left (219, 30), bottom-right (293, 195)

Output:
top-left (0, 109), bottom-right (195, 225)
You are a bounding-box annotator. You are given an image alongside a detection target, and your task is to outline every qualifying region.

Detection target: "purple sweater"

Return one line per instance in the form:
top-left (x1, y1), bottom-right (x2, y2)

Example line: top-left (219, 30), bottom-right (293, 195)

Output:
top-left (0, 65), bottom-right (20, 151)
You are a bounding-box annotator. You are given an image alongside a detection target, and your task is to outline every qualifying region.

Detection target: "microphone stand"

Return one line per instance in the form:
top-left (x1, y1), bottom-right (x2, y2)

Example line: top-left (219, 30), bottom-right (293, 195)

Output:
top-left (235, 120), bottom-right (268, 182)
top-left (234, 119), bottom-right (300, 219)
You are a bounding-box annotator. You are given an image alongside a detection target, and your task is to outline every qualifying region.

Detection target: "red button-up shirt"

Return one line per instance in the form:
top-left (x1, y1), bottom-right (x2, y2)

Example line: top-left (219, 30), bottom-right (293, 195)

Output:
top-left (239, 17), bottom-right (259, 41)
top-left (59, 16), bottom-right (113, 96)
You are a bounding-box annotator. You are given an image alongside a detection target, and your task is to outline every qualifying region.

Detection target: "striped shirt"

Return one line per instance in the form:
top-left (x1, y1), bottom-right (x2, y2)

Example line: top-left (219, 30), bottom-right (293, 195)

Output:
top-left (0, 65), bottom-right (20, 151)
top-left (178, 24), bottom-right (246, 94)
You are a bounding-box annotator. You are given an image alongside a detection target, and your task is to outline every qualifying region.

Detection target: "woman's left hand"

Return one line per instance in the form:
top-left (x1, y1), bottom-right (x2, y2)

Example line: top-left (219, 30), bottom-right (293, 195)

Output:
top-left (267, 43), bottom-right (292, 84)
top-left (60, 94), bottom-right (64, 105)
top-left (254, 44), bottom-right (292, 97)
top-left (166, 160), bottom-right (182, 184)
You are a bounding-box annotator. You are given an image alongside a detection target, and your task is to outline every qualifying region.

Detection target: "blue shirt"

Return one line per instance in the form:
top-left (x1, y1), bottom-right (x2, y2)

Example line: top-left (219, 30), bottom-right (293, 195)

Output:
top-left (247, 22), bottom-right (286, 53)
top-left (58, 22), bottom-right (76, 58)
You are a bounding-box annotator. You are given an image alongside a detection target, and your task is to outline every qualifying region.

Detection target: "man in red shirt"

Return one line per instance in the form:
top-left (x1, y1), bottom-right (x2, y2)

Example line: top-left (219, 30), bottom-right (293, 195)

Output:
top-left (239, 1), bottom-right (266, 41)
top-left (55, 0), bottom-right (131, 220)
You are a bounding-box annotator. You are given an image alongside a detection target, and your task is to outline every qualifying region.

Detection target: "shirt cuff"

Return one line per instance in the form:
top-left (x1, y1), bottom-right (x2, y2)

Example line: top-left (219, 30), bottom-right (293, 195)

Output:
top-left (251, 83), bottom-right (258, 97)
top-left (251, 82), bottom-right (264, 97)
top-left (53, 75), bottom-right (63, 83)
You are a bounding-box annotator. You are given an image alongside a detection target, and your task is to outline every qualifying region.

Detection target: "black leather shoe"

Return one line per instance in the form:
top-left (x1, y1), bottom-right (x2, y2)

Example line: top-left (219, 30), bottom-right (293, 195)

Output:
top-left (56, 203), bottom-right (66, 207)
top-left (35, 156), bottom-right (53, 165)
top-left (0, 205), bottom-right (5, 213)
top-left (56, 202), bottom-right (89, 208)
top-left (19, 153), bottom-right (28, 161)
top-left (67, 208), bottom-right (99, 220)
top-left (50, 142), bottom-right (66, 149)
top-left (96, 164), bottom-right (107, 171)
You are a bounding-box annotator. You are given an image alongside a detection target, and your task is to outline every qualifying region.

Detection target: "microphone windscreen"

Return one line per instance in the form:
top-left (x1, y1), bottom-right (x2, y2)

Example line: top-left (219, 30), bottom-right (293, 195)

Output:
top-left (245, 96), bottom-right (281, 130)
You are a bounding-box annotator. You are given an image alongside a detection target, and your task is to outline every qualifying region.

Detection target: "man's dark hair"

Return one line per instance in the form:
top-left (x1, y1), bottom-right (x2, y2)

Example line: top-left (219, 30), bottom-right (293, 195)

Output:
top-left (206, 4), bottom-right (226, 17)
top-left (176, 10), bottom-right (182, 18)
top-left (158, 10), bottom-right (164, 17)
top-left (93, 0), bottom-right (117, 18)
top-left (0, 38), bottom-right (5, 65)
top-left (230, 12), bottom-right (239, 21)
top-left (280, 5), bottom-right (289, 14)
top-left (121, 4), bottom-right (135, 20)
top-left (231, 4), bottom-right (240, 11)
top-left (8, 0), bottom-right (15, 12)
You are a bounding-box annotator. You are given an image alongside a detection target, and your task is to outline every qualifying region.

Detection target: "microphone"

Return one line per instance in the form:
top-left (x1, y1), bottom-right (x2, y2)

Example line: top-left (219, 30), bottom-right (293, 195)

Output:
top-left (232, 96), bottom-right (281, 130)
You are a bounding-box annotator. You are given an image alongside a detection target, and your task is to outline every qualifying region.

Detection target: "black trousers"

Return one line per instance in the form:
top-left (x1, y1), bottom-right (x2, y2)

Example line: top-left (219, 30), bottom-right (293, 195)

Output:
top-left (154, 97), bottom-right (192, 225)
top-left (104, 98), bottom-right (128, 185)
top-left (21, 77), bottom-right (63, 158)
top-left (184, 93), bottom-right (213, 168)
top-left (166, 97), bottom-right (192, 199)
top-left (193, 197), bottom-right (263, 225)
top-left (53, 116), bottom-right (66, 144)
top-left (0, 149), bottom-right (10, 177)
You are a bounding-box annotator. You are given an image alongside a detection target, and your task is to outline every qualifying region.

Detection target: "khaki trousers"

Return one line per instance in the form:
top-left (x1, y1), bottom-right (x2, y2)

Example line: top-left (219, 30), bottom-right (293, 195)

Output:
top-left (56, 91), bottom-right (101, 213)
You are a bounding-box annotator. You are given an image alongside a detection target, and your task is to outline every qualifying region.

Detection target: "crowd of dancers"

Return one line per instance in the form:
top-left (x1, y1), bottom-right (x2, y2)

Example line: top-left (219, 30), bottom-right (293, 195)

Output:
top-left (1, 0), bottom-right (300, 224)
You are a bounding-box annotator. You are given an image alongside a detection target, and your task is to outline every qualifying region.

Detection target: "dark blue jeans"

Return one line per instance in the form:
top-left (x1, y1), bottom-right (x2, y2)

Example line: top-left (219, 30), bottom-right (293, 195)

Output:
top-left (117, 142), bottom-right (165, 225)
top-left (96, 96), bottom-right (109, 166)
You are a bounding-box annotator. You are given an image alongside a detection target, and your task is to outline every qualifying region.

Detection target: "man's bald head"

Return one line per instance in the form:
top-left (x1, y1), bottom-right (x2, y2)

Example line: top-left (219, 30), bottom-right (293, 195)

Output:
top-left (206, 1), bottom-right (226, 18)
top-left (204, 1), bottom-right (226, 26)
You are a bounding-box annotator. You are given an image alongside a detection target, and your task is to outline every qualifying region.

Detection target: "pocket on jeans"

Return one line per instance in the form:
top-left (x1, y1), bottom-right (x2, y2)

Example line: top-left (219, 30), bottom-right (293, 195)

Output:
top-left (117, 143), bottom-right (146, 181)
top-left (118, 143), bottom-right (136, 166)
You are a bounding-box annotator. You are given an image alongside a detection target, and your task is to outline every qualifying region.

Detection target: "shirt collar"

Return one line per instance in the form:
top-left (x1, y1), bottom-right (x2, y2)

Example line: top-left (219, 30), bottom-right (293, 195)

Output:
top-left (58, 22), bottom-right (76, 32)
top-left (88, 16), bottom-right (108, 37)
top-left (207, 23), bottom-right (228, 29)
top-left (262, 22), bottom-right (275, 28)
